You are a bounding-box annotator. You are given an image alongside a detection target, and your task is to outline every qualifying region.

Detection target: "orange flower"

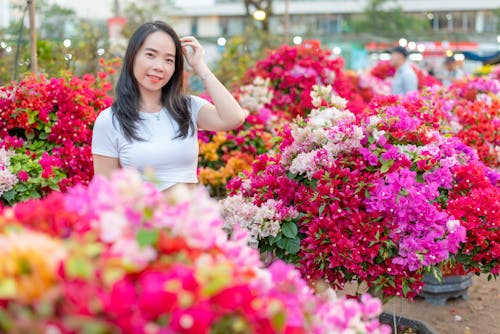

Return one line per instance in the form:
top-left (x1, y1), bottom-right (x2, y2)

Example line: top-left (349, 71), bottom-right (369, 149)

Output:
top-left (222, 157), bottom-right (251, 180)
top-left (0, 227), bottom-right (66, 303)
top-left (198, 168), bottom-right (225, 186)
top-left (199, 142), bottom-right (219, 161)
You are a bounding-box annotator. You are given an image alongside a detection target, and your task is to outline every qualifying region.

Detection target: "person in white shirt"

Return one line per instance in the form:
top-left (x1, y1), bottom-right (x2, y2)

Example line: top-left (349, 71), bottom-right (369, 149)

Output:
top-left (92, 21), bottom-right (245, 194)
top-left (390, 46), bottom-right (418, 96)
top-left (440, 56), bottom-right (465, 88)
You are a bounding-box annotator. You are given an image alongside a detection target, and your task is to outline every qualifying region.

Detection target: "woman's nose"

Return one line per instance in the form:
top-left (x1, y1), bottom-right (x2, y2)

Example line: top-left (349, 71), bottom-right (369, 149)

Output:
top-left (152, 59), bottom-right (165, 72)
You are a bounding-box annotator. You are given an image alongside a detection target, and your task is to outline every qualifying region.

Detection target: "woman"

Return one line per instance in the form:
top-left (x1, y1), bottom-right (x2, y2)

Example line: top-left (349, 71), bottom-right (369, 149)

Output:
top-left (92, 21), bottom-right (245, 193)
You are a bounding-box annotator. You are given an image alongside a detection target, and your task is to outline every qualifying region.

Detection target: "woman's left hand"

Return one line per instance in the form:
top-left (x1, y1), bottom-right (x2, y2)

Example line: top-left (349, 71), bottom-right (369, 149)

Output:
top-left (180, 36), bottom-right (207, 74)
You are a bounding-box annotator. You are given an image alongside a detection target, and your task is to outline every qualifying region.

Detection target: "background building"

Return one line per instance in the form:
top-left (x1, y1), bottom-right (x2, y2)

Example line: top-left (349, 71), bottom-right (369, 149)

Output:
top-left (2, 0), bottom-right (499, 69)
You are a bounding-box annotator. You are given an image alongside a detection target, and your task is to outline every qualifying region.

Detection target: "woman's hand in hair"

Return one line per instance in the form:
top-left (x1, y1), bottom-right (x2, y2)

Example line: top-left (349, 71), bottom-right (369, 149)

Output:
top-left (180, 36), bottom-right (208, 75)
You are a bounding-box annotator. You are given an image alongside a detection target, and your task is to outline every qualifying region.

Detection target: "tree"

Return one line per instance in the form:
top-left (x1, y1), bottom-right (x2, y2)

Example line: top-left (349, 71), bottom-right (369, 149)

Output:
top-left (244, 0), bottom-right (273, 34)
top-left (0, 1), bottom-right (111, 84)
top-left (121, 0), bottom-right (175, 39)
top-left (351, 0), bottom-right (430, 40)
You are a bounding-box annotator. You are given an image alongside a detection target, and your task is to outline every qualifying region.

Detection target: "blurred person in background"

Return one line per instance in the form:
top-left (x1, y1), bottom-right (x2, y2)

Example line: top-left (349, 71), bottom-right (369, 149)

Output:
top-left (440, 56), bottom-right (465, 87)
top-left (390, 46), bottom-right (418, 96)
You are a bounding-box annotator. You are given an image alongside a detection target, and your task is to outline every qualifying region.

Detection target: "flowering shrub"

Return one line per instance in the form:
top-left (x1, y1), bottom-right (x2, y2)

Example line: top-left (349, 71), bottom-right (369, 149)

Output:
top-left (414, 78), bottom-right (500, 168)
top-left (445, 161), bottom-right (500, 276)
top-left (0, 148), bottom-right (18, 196)
top-left (237, 76), bottom-right (275, 126)
top-left (0, 169), bottom-right (389, 333)
top-left (198, 119), bottom-right (275, 198)
top-left (197, 82), bottom-right (277, 198)
top-left (0, 65), bottom-right (114, 205)
top-left (198, 42), bottom-right (369, 197)
top-left (474, 64), bottom-right (500, 80)
top-left (223, 85), bottom-right (499, 300)
top-left (244, 40), bottom-right (367, 119)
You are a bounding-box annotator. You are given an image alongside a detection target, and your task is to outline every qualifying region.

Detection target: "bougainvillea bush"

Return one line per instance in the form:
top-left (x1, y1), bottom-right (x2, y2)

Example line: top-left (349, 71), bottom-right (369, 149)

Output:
top-left (198, 42), bottom-right (369, 197)
top-left (222, 85), bottom-right (500, 300)
top-left (0, 169), bottom-right (389, 334)
top-left (244, 40), bottom-right (367, 119)
top-left (197, 78), bottom-right (278, 198)
top-left (0, 61), bottom-right (115, 205)
top-left (442, 78), bottom-right (500, 168)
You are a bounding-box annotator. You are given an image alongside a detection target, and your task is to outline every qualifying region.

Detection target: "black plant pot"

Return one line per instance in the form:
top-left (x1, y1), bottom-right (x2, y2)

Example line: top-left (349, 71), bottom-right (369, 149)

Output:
top-left (380, 312), bottom-right (438, 334)
top-left (420, 273), bottom-right (473, 305)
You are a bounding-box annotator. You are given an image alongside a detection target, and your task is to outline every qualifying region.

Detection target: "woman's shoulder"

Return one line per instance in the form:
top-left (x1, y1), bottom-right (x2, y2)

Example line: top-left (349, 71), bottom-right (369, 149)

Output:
top-left (187, 95), bottom-right (211, 112)
top-left (188, 95), bottom-right (211, 104)
top-left (96, 107), bottom-right (113, 121)
top-left (94, 107), bottom-right (118, 131)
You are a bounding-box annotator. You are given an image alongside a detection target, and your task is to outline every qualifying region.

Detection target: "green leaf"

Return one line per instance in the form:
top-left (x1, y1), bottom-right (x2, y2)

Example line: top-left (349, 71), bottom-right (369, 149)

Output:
top-left (271, 311), bottom-right (287, 331)
top-left (136, 229), bottom-right (159, 248)
top-left (15, 184), bottom-right (27, 192)
top-left (380, 159), bottom-right (393, 174)
top-left (277, 237), bottom-right (300, 254)
top-left (1, 190), bottom-right (16, 203)
top-left (66, 258), bottom-right (92, 279)
top-left (269, 234), bottom-right (282, 246)
top-left (281, 221), bottom-right (298, 238)
top-left (380, 164), bottom-right (389, 173)
top-left (402, 284), bottom-right (411, 296)
top-left (318, 204), bottom-right (326, 215)
top-left (0, 279), bottom-right (17, 299)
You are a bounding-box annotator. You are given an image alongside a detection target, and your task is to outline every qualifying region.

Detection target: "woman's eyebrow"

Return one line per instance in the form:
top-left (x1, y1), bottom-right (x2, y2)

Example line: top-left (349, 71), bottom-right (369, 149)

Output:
top-left (144, 47), bottom-right (175, 58)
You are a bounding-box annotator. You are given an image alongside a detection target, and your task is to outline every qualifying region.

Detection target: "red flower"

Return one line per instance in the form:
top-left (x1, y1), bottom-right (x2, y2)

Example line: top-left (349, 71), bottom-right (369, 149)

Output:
top-left (17, 170), bottom-right (29, 182)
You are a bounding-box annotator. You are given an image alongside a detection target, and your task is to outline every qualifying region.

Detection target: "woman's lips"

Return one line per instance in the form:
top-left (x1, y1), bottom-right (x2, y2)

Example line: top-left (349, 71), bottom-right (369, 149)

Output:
top-left (148, 75), bottom-right (162, 83)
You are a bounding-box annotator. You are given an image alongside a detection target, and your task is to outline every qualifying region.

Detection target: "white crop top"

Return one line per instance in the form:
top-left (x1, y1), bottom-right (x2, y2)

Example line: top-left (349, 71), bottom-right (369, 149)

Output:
top-left (92, 95), bottom-right (209, 191)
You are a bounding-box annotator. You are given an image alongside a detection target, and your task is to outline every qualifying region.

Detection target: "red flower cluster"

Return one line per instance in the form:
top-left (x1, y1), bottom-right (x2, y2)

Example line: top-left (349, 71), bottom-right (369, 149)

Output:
top-left (295, 153), bottom-right (424, 298)
top-left (0, 61), bottom-right (114, 204)
top-left (4, 191), bottom-right (91, 238)
top-left (244, 40), bottom-right (366, 118)
top-left (447, 163), bottom-right (500, 275)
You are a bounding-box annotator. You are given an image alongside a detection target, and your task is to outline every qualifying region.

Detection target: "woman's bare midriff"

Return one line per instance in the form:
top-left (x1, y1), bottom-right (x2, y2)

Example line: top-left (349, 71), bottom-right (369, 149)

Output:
top-left (161, 183), bottom-right (198, 201)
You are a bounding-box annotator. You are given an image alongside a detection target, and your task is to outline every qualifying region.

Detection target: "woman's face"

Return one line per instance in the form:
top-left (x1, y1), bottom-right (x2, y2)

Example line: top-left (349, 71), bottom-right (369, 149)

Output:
top-left (133, 31), bottom-right (176, 99)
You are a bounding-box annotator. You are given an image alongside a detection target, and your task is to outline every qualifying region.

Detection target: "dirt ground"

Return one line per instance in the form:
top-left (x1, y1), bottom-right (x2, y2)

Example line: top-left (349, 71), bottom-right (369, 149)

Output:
top-left (338, 275), bottom-right (500, 334)
top-left (382, 275), bottom-right (500, 334)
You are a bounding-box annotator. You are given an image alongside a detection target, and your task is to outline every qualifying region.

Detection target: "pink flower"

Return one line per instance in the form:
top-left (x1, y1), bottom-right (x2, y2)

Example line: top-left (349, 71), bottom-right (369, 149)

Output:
top-left (17, 170), bottom-right (29, 182)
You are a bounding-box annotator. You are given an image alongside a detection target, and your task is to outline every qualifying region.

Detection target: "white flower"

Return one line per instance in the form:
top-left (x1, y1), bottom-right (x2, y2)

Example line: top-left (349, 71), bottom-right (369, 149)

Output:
top-left (449, 120), bottom-right (463, 133)
top-left (311, 95), bottom-right (322, 108)
top-left (310, 84), bottom-right (333, 108)
top-left (329, 95), bottom-right (348, 110)
top-left (238, 76), bottom-right (273, 113)
top-left (0, 148), bottom-right (18, 196)
top-left (109, 238), bottom-right (157, 268)
top-left (352, 126), bottom-right (364, 142)
top-left (312, 128), bottom-right (329, 145)
top-left (368, 116), bottom-right (382, 127)
top-left (99, 211), bottom-right (129, 242)
top-left (446, 219), bottom-right (460, 233)
top-left (372, 129), bottom-right (386, 141)
top-left (289, 150), bottom-right (321, 178)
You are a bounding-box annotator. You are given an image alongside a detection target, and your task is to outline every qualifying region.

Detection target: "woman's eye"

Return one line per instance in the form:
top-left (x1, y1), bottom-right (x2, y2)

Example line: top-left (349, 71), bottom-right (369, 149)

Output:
top-left (166, 59), bottom-right (174, 64)
top-left (145, 52), bottom-right (154, 57)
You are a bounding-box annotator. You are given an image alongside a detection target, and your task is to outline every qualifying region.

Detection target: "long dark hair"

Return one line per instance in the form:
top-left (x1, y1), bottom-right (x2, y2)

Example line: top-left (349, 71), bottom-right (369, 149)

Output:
top-left (112, 21), bottom-right (194, 141)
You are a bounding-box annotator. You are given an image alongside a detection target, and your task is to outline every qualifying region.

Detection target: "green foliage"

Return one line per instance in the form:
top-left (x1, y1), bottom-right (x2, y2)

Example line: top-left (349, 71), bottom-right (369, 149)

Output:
top-left (121, 0), bottom-right (175, 39)
top-left (2, 147), bottom-right (65, 206)
top-left (258, 218), bottom-right (302, 264)
top-left (213, 28), bottom-right (281, 89)
top-left (0, 1), bottom-right (111, 84)
top-left (351, 0), bottom-right (430, 39)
